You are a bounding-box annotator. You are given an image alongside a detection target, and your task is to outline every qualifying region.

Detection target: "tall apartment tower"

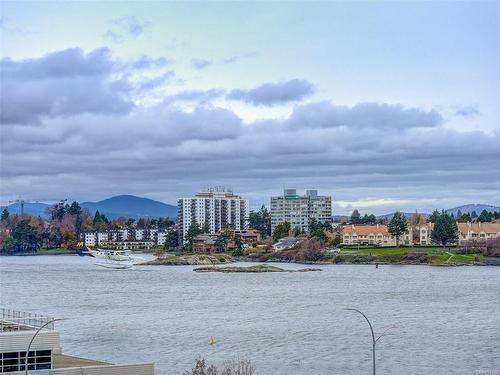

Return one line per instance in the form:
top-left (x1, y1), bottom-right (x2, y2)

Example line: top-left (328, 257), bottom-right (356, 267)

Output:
top-left (178, 187), bottom-right (249, 244)
top-left (270, 189), bottom-right (332, 233)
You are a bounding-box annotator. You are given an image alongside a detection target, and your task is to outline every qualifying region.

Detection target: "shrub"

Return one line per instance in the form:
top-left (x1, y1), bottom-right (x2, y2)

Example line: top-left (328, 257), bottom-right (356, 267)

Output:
top-left (184, 358), bottom-right (255, 375)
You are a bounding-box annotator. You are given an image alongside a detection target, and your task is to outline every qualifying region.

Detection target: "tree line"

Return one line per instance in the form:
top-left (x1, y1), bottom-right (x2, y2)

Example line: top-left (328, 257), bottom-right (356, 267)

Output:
top-left (0, 201), bottom-right (175, 254)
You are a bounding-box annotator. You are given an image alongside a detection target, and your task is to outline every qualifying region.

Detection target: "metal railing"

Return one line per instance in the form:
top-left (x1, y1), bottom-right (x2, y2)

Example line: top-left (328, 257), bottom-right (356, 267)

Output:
top-left (0, 308), bottom-right (55, 331)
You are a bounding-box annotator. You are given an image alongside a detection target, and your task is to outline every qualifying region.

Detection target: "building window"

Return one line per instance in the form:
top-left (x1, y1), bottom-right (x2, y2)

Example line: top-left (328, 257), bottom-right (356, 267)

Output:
top-left (0, 350), bottom-right (52, 372)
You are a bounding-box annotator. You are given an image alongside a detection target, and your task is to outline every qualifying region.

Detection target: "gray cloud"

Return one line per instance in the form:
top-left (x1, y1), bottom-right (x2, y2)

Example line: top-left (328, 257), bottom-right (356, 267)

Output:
top-left (1, 49), bottom-right (499, 213)
top-left (104, 16), bottom-right (149, 43)
top-left (454, 105), bottom-right (480, 118)
top-left (227, 79), bottom-right (315, 106)
top-left (0, 48), bottom-right (171, 125)
top-left (286, 102), bottom-right (443, 129)
top-left (2, 96), bottom-right (499, 213)
top-left (191, 58), bottom-right (212, 70)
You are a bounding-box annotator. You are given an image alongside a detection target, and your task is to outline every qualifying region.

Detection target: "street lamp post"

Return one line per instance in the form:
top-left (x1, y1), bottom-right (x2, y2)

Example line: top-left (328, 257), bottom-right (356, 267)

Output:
top-left (344, 308), bottom-right (392, 375)
top-left (24, 318), bottom-right (66, 375)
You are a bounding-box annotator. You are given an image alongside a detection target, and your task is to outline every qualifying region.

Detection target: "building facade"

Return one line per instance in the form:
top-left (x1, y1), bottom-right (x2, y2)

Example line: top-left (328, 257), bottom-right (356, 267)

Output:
top-left (457, 222), bottom-right (500, 244)
top-left (178, 187), bottom-right (249, 244)
top-left (270, 189), bottom-right (332, 233)
top-left (80, 228), bottom-right (173, 248)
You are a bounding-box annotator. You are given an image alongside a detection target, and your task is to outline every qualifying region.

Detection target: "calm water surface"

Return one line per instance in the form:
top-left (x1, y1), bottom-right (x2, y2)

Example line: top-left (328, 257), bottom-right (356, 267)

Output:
top-left (1, 256), bottom-right (499, 374)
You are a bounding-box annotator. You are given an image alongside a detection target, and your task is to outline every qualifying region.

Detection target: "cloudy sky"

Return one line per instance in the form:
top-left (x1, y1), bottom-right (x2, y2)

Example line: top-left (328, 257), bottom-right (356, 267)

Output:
top-left (1, 2), bottom-right (499, 214)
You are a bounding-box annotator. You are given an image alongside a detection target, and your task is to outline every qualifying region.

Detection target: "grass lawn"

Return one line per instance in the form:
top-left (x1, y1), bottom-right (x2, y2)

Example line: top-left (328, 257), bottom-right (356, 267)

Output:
top-left (340, 246), bottom-right (485, 265)
top-left (342, 248), bottom-right (410, 255)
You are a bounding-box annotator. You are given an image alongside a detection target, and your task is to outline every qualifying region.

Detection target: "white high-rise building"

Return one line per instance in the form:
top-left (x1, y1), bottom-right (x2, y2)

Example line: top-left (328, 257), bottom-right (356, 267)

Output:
top-left (178, 187), bottom-right (249, 244)
top-left (270, 189), bottom-right (332, 233)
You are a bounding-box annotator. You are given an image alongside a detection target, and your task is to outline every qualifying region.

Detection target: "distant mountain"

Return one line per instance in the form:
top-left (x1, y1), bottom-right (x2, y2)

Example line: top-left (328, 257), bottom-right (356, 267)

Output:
top-left (1, 195), bottom-right (177, 220)
top-left (80, 195), bottom-right (176, 219)
top-left (0, 202), bottom-right (50, 217)
top-left (376, 212), bottom-right (430, 220)
top-left (445, 204), bottom-right (500, 216)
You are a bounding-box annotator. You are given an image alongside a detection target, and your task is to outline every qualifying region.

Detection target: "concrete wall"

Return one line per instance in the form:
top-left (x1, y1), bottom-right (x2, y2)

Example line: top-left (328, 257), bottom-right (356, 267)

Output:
top-left (51, 363), bottom-right (155, 375)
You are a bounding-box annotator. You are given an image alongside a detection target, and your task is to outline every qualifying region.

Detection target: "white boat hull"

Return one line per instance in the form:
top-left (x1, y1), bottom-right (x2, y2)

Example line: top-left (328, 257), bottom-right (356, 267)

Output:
top-left (94, 259), bottom-right (134, 269)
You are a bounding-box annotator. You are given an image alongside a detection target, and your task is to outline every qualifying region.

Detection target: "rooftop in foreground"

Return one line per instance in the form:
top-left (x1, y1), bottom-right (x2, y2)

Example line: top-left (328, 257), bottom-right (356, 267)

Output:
top-left (0, 307), bottom-right (55, 332)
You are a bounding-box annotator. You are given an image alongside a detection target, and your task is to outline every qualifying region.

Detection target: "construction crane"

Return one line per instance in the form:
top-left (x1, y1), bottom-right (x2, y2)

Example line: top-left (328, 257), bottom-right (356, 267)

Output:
top-left (7, 198), bottom-right (68, 216)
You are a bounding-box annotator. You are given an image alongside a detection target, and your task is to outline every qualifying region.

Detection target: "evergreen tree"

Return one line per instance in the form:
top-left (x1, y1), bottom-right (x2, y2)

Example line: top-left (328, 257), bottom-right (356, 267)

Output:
top-left (67, 201), bottom-right (82, 216)
top-left (232, 235), bottom-right (244, 256)
top-left (429, 209), bottom-right (440, 223)
top-left (457, 213), bottom-right (472, 223)
top-left (431, 211), bottom-right (458, 246)
top-left (216, 230), bottom-right (231, 253)
top-left (388, 211), bottom-right (408, 247)
top-left (272, 221), bottom-right (291, 241)
top-left (350, 209), bottom-right (361, 224)
top-left (249, 205), bottom-right (271, 237)
top-left (50, 200), bottom-right (68, 221)
top-left (164, 229), bottom-right (179, 250)
top-left (185, 223), bottom-right (202, 247)
top-left (1, 208), bottom-right (9, 222)
top-left (478, 210), bottom-right (493, 223)
top-left (137, 218), bottom-right (146, 229)
top-left (2, 220), bottom-right (42, 254)
top-left (309, 218), bottom-right (328, 242)
top-left (202, 222), bottom-right (210, 233)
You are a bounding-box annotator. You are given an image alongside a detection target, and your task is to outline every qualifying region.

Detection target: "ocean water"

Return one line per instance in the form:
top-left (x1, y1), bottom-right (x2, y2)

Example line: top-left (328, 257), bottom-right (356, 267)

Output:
top-left (1, 255), bottom-right (499, 374)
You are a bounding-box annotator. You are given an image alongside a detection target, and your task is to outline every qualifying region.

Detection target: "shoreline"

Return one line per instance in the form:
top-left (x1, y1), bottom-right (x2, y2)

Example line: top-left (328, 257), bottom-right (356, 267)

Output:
top-left (1, 252), bottom-right (497, 267)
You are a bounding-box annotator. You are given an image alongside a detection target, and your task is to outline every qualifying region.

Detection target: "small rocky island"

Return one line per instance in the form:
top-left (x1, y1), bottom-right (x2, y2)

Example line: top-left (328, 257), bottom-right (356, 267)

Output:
top-left (141, 254), bottom-right (233, 266)
top-left (193, 265), bottom-right (322, 273)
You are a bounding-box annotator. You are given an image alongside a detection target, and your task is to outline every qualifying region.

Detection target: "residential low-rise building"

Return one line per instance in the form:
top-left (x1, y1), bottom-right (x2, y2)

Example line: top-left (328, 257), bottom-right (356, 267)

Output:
top-left (413, 223), bottom-right (433, 246)
top-left (234, 229), bottom-right (261, 244)
top-left (457, 222), bottom-right (500, 244)
top-left (342, 224), bottom-right (413, 246)
top-left (192, 234), bottom-right (219, 254)
top-left (81, 228), bottom-right (174, 248)
top-left (99, 241), bottom-right (155, 250)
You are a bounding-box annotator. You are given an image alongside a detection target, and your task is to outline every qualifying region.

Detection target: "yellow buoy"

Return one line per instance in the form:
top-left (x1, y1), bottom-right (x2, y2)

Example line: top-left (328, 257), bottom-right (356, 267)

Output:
top-left (208, 336), bottom-right (216, 345)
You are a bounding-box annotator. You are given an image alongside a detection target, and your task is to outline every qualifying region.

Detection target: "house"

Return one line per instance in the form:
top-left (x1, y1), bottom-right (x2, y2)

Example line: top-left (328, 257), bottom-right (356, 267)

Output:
top-left (192, 234), bottom-right (219, 253)
top-left (234, 229), bottom-right (261, 244)
top-left (272, 236), bottom-right (301, 251)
